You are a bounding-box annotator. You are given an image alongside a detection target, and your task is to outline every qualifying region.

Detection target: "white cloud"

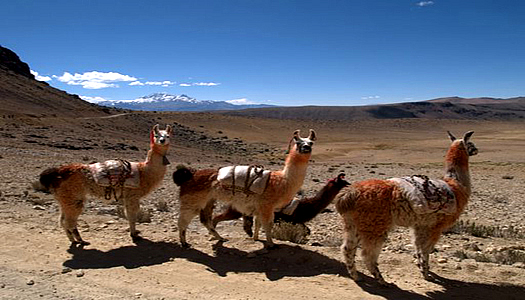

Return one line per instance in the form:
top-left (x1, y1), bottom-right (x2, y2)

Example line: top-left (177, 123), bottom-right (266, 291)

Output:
top-left (30, 70), bottom-right (52, 82)
top-left (55, 71), bottom-right (137, 89)
top-left (79, 95), bottom-right (108, 103)
top-left (179, 82), bottom-right (220, 87)
top-left (226, 98), bottom-right (255, 105)
top-left (193, 82), bottom-right (220, 86)
top-left (416, 1), bottom-right (434, 7)
top-left (361, 95), bottom-right (381, 100)
top-left (145, 80), bottom-right (175, 87)
top-left (129, 81), bottom-right (145, 86)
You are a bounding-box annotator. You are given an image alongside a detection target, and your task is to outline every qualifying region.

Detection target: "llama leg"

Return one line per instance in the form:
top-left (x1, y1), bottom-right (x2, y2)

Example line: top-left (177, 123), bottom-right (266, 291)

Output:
top-left (242, 215), bottom-right (254, 237)
top-left (212, 205), bottom-right (243, 228)
top-left (59, 197), bottom-right (90, 245)
top-left (253, 216), bottom-right (261, 241)
top-left (361, 235), bottom-right (388, 285)
top-left (123, 196), bottom-right (142, 242)
top-left (178, 207), bottom-right (199, 247)
top-left (340, 215), bottom-right (360, 281)
top-left (413, 226), bottom-right (442, 280)
top-left (199, 200), bottom-right (226, 242)
top-left (259, 209), bottom-right (275, 248)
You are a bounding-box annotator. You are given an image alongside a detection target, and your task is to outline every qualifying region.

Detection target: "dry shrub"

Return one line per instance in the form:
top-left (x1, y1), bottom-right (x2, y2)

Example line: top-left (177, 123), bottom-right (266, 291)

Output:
top-left (31, 180), bottom-right (49, 193)
top-left (452, 248), bottom-right (525, 265)
top-left (447, 220), bottom-right (525, 239)
top-left (155, 199), bottom-right (169, 212)
top-left (271, 221), bottom-right (310, 244)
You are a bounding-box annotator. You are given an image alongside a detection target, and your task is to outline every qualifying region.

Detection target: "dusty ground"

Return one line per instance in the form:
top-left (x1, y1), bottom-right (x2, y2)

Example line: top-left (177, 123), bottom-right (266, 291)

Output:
top-left (1, 114), bottom-right (524, 299)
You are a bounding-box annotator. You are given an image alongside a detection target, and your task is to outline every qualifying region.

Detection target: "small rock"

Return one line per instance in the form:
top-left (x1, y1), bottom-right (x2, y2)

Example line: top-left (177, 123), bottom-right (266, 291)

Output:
top-left (26, 279), bottom-right (35, 285)
top-left (32, 205), bottom-right (45, 211)
top-left (135, 292), bottom-right (143, 297)
top-left (1, 283), bottom-right (5, 288)
top-left (437, 258), bottom-right (448, 264)
top-left (61, 267), bottom-right (72, 274)
top-left (464, 243), bottom-right (481, 252)
top-left (76, 270), bottom-right (85, 277)
top-left (502, 175), bottom-right (514, 180)
top-left (512, 262), bottom-right (525, 269)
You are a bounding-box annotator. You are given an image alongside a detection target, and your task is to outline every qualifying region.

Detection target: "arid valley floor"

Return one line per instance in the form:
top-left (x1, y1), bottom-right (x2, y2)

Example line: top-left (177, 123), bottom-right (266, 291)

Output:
top-left (1, 112), bottom-right (525, 299)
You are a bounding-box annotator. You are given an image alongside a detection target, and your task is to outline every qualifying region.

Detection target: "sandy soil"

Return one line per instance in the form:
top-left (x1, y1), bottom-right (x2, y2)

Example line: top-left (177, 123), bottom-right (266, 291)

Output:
top-left (1, 115), bottom-right (524, 299)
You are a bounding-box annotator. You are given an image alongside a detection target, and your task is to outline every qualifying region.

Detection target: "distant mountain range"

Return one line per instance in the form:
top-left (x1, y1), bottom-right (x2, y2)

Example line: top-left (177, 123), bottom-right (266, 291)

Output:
top-left (1, 45), bottom-right (525, 120)
top-left (96, 93), bottom-right (275, 111)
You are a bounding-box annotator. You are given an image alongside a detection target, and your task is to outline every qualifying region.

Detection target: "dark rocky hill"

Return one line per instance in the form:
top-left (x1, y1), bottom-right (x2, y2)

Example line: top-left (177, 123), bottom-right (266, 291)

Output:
top-left (0, 45), bottom-right (106, 117)
top-left (223, 98), bottom-right (525, 121)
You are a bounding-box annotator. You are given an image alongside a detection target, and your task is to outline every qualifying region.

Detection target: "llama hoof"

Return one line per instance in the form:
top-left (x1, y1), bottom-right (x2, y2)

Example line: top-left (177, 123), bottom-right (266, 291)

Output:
top-left (265, 243), bottom-right (277, 250)
top-left (209, 236), bottom-right (228, 242)
top-left (71, 240), bottom-right (90, 246)
top-left (131, 234), bottom-right (143, 243)
top-left (349, 272), bottom-right (361, 282)
top-left (377, 278), bottom-right (393, 287)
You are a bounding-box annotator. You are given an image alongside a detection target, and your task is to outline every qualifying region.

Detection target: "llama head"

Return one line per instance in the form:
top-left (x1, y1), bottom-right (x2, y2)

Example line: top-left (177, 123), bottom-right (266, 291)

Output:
top-left (150, 124), bottom-right (173, 147)
top-left (447, 131), bottom-right (478, 156)
top-left (290, 129), bottom-right (316, 154)
top-left (334, 173), bottom-right (351, 188)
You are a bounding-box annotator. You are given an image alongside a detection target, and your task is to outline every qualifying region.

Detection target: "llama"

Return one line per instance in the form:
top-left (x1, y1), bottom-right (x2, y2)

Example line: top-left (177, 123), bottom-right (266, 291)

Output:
top-left (335, 131), bottom-right (477, 285)
top-left (39, 124), bottom-right (172, 245)
top-left (173, 129), bottom-right (316, 248)
top-left (212, 173), bottom-right (350, 237)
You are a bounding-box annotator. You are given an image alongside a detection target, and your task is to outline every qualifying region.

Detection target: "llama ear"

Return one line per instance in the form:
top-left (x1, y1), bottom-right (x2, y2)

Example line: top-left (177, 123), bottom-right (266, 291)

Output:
top-left (308, 129), bottom-right (317, 141)
top-left (166, 125), bottom-right (173, 135)
top-left (463, 131), bottom-right (474, 142)
top-left (293, 130), bottom-right (300, 140)
top-left (153, 124), bottom-right (160, 134)
top-left (447, 131), bottom-right (456, 142)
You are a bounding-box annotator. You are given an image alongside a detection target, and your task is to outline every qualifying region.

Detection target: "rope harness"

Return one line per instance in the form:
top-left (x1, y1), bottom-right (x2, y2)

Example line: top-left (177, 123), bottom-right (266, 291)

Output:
top-left (218, 165), bottom-right (269, 196)
top-left (102, 159), bottom-right (133, 202)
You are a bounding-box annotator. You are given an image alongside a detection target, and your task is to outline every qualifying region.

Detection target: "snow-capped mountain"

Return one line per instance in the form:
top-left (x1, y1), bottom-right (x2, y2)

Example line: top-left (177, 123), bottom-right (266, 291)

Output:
top-left (96, 93), bottom-right (274, 111)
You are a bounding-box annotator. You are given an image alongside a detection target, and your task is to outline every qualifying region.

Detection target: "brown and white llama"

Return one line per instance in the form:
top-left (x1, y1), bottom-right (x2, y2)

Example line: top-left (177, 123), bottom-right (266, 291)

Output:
top-left (173, 129), bottom-right (316, 248)
top-left (39, 124), bottom-right (172, 245)
top-left (335, 131), bottom-right (477, 285)
top-left (212, 173), bottom-right (350, 237)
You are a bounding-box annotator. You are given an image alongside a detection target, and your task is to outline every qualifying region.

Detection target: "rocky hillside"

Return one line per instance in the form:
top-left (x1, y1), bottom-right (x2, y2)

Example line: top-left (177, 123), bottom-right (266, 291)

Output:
top-left (0, 45), bottom-right (107, 117)
top-left (224, 97), bottom-right (525, 121)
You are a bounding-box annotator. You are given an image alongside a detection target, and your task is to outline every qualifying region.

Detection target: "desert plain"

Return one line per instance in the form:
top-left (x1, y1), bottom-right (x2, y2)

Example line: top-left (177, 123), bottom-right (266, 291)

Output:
top-left (0, 109), bottom-right (524, 300)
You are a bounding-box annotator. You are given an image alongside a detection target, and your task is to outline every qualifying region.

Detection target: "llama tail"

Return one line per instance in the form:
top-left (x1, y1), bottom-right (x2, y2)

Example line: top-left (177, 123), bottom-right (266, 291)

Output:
top-left (172, 166), bottom-right (194, 186)
top-left (335, 188), bottom-right (357, 214)
top-left (39, 166), bottom-right (76, 191)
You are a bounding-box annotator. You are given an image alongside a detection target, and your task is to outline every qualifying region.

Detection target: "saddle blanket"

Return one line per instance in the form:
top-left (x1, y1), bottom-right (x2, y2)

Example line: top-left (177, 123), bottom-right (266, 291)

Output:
top-left (217, 165), bottom-right (271, 195)
top-left (389, 175), bottom-right (457, 215)
top-left (89, 160), bottom-right (141, 188)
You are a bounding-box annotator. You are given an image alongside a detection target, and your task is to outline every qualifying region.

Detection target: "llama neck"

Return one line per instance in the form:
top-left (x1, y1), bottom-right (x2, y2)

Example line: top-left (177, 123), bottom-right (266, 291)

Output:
top-left (281, 149), bottom-right (311, 192)
top-left (145, 144), bottom-right (169, 166)
top-left (301, 182), bottom-right (339, 211)
top-left (444, 142), bottom-right (471, 195)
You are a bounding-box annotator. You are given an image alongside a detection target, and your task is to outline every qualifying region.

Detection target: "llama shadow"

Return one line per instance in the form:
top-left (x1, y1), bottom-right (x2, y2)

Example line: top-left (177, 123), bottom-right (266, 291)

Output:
top-left (355, 271), bottom-right (525, 300)
top-left (425, 273), bottom-right (525, 300)
top-left (62, 240), bottom-right (525, 299)
top-left (63, 238), bottom-right (181, 269)
top-left (64, 239), bottom-right (348, 280)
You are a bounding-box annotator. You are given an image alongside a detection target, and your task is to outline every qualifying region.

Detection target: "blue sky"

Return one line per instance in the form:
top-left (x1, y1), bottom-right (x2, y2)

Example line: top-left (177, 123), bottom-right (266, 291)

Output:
top-left (1, 1), bottom-right (524, 106)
